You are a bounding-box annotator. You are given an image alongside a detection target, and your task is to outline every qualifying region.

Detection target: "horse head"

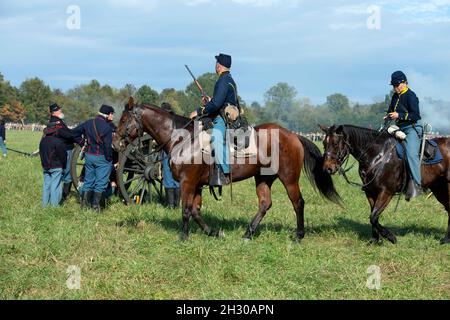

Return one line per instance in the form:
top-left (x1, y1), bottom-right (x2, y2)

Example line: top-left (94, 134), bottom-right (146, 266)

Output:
top-left (113, 97), bottom-right (140, 152)
top-left (320, 124), bottom-right (350, 175)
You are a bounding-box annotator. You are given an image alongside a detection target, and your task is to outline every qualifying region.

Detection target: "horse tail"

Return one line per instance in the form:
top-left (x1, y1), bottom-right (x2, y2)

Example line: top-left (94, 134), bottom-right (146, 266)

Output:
top-left (297, 135), bottom-right (343, 206)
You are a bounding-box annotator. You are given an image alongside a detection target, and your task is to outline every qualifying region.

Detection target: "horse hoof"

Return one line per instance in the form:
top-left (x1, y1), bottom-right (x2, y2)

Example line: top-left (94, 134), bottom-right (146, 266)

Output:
top-left (440, 238), bottom-right (450, 245)
top-left (387, 235), bottom-right (397, 244)
top-left (180, 233), bottom-right (189, 242)
top-left (208, 229), bottom-right (225, 238)
top-left (368, 238), bottom-right (382, 245)
top-left (243, 236), bottom-right (252, 242)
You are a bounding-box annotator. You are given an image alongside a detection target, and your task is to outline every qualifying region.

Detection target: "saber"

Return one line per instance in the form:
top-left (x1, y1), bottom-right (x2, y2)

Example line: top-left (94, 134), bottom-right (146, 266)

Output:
top-left (419, 123), bottom-right (432, 165)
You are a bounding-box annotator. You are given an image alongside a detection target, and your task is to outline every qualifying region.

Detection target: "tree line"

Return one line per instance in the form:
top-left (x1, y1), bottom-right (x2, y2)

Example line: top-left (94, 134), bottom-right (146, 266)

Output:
top-left (1, 71), bottom-right (447, 133)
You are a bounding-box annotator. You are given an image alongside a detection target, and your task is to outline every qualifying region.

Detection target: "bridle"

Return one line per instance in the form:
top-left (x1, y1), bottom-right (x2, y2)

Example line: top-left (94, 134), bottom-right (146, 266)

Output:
top-left (324, 133), bottom-right (351, 170)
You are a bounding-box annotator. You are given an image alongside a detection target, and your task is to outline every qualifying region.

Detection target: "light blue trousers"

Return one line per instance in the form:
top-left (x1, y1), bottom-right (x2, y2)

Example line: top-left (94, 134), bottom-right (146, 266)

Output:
top-left (211, 116), bottom-right (230, 174)
top-left (83, 154), bottom-right (112, 193)
top-left (400, 120), bottom-right (423, 185)
top-left (42, 168), bottom-right (63, 207)
top-left (63, 150), bottom-right (73, 184)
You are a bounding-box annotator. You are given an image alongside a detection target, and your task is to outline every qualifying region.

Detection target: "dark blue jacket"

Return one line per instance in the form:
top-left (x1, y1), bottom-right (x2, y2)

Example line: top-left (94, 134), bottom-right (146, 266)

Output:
top-left (73, 116), bottom-right (114, 162)
top-left (387, 88), bottom-right (421, 123)
top-left (39, 134), bottom-right (67, 170)
top-left (0, 124), bottom-right (5, 141)
top-left (47, 116), bottom-right (76, 151)
top-left (201, 71), bottom-right (238, 117)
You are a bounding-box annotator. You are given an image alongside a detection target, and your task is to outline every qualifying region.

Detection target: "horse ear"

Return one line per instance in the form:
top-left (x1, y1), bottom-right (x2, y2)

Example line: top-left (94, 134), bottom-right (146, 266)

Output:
top-left (336, 125), bottom-right (344, 134)
top-left (127, 97), bottom-right (135, 110)
top-left (318, 124), bottom-right (329, 133)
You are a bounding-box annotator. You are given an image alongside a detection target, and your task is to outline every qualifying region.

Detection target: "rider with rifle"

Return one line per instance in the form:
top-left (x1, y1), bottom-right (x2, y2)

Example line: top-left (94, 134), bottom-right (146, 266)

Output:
top-left (189, 53), bottom-right (238, 186)
top-left (385, 71), bottom-right (423, 200)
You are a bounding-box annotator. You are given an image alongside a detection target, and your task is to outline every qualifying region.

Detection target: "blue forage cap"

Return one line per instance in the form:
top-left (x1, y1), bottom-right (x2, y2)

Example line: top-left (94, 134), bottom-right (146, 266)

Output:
top-left (215, 53), bottom-right (232, 68)
top-left (49, 103), bottom-right (61, 113)
top-left (390, 71), bottom-right (407, 86)
top-left (99, 104), bottom-right (115, 115)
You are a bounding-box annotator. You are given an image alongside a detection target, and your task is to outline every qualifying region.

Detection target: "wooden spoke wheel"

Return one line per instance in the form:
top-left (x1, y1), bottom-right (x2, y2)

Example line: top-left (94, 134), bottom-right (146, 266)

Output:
top-left (117, 135), bottom-right (164, 205)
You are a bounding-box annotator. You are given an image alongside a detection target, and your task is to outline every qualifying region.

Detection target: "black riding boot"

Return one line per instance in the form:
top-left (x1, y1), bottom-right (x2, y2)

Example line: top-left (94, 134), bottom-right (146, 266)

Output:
top-left (405, 180), bottom-right (422, 201)
top-left (60, 183), bottom-right (72, 205)
top-left (173, 188), bottom-right (181, 208)
top-left (209, 164), bottom-right (230, 187)
top-left (81, 191), bottom-right (93, 209)
top-left (100, 192), bottom-right (107, 210)
top-left (165, 188), bottom-right (175, 208)
top-left (91, 192), bottom-right (103, 213)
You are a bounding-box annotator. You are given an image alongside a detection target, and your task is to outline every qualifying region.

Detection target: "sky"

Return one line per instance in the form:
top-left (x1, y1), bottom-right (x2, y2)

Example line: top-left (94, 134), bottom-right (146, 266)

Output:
top-left (1, 0), bottom-right (450, 106)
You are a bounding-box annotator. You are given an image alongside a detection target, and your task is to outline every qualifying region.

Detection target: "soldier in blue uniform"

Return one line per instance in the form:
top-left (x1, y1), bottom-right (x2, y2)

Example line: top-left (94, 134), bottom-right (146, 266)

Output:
top-left (47, 103), bottom-right (76, 204)
top-left (190, 53), bottom-right (238, 186)
top-left (386, 71), bottom-right (423, 200)
top-left (73, 104), bottom-right (115, 212)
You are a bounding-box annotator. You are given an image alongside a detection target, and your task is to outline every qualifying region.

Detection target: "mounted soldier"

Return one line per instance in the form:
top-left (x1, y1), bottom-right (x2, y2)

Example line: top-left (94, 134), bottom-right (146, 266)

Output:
top-left (73, 104), bottom-right (115, 212)
top-left (385, 71), bottom-right (423, 200)
top-left (47, 103), bottom-right (77, 204)
top-left (190, 53), bottom-right (238, 186)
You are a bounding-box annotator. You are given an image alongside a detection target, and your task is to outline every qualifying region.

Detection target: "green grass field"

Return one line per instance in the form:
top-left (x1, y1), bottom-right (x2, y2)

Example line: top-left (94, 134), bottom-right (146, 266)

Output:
top-left (0, 131), bottom-right (448, 300)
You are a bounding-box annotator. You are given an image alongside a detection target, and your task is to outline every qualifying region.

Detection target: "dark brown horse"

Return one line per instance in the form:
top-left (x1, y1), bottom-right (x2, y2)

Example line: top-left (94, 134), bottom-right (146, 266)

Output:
top-left (113, 100), bottom-right (341, 240)
top-left (320, 124), bottom-right (450, 245)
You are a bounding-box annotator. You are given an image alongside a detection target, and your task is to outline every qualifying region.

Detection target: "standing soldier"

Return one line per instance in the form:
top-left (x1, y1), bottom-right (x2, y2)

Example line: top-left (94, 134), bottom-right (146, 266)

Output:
top-left (385, 71), bottom-right (423, 200)
top-left (48, 103), bottom-right (76, 204)
top-left (190, 53), bottom-right (238, 186)
top-left (73, 104), bottom-right (115, 212)
top-left (39, 124), bottom-right (68, 207)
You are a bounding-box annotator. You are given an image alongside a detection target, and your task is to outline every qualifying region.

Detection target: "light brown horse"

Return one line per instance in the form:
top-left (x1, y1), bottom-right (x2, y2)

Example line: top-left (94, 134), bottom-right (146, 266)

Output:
top-left (113, 100), bottom-right (341, 240)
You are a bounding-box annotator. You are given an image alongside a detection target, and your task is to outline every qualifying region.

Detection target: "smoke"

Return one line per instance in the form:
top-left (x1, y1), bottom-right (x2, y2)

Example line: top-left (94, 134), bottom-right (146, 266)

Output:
top-left (421, 98), bottom-right (450, 135)
top-left (406, 69), bottom-right (450, 135)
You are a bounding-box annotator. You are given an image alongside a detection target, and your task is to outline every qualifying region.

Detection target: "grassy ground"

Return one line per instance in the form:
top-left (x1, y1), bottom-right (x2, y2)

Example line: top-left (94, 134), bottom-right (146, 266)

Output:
top-left (0, 131), bottom-right (448, 300)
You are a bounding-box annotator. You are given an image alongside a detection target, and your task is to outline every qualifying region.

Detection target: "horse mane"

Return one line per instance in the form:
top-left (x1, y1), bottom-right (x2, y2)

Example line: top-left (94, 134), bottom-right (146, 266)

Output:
top-left (139, 103), bottom-right (192, 129)
top-left (338, 124), bottom-right (388, 147)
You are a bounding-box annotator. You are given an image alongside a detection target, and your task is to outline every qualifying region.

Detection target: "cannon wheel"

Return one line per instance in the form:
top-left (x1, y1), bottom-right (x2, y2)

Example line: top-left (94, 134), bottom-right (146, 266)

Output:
top-left (117, 135), bottom-right (164, 205)
top-left (70, 144), bottom-right (85, 194)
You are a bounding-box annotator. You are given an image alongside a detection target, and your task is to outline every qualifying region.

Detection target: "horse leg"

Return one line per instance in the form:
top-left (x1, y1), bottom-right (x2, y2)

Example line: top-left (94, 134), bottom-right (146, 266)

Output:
top-left (180, 184), bottom-right (195, 241)
top-left (190, 188), bottom-right (223, 238)
top-left (243, 176), bottom-right (275, 240)
top-left (281, 181), bottom-right (305, 241)
top-left (369, 191), bottom-right (397, 244)
top-left (430, 182), bottom-right (450, 244)
top-left (365, 193), bottom-right (380, 244)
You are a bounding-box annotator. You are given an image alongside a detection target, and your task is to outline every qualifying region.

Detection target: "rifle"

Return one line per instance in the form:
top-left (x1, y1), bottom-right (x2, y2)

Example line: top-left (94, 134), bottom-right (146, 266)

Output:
top-left (185, 65), bottom-right (208, 104)
top-left (6, 147), bottom-right (39, 157)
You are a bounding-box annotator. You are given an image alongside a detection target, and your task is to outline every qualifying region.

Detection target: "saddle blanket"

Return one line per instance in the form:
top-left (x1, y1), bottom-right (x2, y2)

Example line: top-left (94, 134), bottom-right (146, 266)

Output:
top-left (396, 139), bottom-right (443, 165)
top-left (199, 127), bottom-right (258, 158)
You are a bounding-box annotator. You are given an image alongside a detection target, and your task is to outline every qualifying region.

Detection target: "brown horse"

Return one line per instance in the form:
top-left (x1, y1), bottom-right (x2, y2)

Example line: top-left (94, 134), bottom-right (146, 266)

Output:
top-left (320, 124), bottom-right (450, 245)
top-left (113, 100), bottom-right (341, 240)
